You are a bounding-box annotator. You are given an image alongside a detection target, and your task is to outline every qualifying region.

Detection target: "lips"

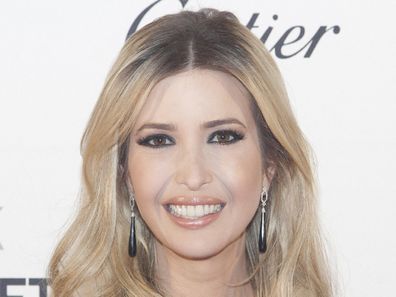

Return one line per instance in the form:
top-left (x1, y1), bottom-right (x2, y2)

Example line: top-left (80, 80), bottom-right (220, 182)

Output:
top-left (162, 195), bottom-right (226, 229)
top-left (167, 203), bottom-right (224, 217)
top-left (162, 195), bottom-right (226, 206)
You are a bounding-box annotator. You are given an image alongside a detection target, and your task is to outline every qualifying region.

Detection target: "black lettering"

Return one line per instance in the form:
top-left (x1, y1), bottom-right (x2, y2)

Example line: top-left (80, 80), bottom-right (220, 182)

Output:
top-left (303, 25), bottom-right (341, 57)
top-left (126, 6), bottom-right (341, 59)
top-left (0, 278), bottom-right (25, 297)
top-left (260, 14), bottom-right (278, 44)
top-left (126, 0), bottom-right (190, 40)
top-left (29, 278), bottom-right (48, 297)
top-left (179, 0), bottom-right (188, 7)
top-left (125, 0), bottom-right (162, 40)
top-left (271, 26), bottom-right (306, 59)
top-left (246, 13), bottom-right (260, 30)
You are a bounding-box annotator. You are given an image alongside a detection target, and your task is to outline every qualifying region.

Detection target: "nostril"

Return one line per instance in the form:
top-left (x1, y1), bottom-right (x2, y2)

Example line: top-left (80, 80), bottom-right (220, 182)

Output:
top-left (174, 165), bottom-right (213, 189)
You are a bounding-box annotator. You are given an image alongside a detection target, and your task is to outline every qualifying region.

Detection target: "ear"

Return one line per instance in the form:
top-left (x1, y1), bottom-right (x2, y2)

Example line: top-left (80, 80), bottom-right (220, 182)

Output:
top-left (125, 175), bottom-right (134, 194)
top-left (262, 162), bottom-right (276, 190)
top-left (119, 163), bottom-right (125, 173)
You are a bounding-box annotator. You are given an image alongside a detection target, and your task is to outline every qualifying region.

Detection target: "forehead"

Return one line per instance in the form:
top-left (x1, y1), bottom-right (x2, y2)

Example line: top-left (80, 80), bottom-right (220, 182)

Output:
top-left (135, 69), bottom-right (254, 127)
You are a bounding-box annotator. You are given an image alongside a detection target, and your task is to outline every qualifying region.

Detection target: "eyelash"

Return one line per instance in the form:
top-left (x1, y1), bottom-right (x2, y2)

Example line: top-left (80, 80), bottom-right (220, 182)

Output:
top-left (137, 129), bottom-right (245, 149)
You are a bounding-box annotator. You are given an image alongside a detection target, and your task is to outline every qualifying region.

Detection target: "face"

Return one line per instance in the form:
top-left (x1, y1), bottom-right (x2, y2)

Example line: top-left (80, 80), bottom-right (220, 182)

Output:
top-left (127, 69), bottom-right (271, 260)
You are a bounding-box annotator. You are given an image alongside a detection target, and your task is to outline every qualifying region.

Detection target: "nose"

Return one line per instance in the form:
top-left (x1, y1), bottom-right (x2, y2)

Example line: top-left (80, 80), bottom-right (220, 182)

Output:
top-left (174, 146), bottom-right (213, 191)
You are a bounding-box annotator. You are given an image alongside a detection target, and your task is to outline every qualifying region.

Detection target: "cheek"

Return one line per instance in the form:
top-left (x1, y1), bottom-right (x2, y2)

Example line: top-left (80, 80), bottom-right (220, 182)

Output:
top-left (212, 142), bottom-right (263, 213)
top-left (128, 139), bottom-right (263, 229)
top-left (127, 150), bottom-right (173, 223)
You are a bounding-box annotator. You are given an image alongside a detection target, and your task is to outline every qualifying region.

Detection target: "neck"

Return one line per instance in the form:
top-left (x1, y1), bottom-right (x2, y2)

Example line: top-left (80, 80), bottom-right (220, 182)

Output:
top-left (153, 232), bottom-right (254, 297)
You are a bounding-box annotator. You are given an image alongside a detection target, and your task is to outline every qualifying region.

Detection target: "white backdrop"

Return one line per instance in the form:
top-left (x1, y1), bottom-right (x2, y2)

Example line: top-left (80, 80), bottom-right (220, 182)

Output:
top-left (0, 1), bottom-right (395, 296)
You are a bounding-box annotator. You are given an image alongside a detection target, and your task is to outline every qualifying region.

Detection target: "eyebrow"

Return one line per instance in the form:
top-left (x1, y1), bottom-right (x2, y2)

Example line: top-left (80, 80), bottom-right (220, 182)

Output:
top-left (136, 118), bottom-right (246, 132)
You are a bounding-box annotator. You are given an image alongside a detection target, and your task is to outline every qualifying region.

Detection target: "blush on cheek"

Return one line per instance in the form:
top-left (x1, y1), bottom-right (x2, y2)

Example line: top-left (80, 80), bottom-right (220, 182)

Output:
top-left (128, 154), bottom-right (170, 215)
top-left (223, 157), bottom-right (262, 211)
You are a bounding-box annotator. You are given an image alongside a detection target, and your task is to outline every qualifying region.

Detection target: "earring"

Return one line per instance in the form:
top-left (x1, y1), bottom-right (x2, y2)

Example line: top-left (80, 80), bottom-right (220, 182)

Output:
top-left (128, 190), bottom-right (137, 257)
top-left (259, 187), bottom-right (269, 253)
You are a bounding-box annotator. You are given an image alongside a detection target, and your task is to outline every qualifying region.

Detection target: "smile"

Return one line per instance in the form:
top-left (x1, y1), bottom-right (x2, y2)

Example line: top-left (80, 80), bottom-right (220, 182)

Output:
top-left (165, 204), bottom-right (225, 219)
top-left (162, 195), bottom-right (227, 229)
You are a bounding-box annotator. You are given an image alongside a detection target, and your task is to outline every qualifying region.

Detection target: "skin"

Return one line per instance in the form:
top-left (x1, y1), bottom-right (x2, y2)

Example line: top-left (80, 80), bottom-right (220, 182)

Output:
top-left (127, 69), bottom-right (272, 297)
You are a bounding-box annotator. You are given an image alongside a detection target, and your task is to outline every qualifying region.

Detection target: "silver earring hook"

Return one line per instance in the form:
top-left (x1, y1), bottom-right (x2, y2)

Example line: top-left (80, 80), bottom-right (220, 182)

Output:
top-left (260, 186), bottom-right (268, 208)
top-left (126, 178), bottom-right (135, 214)
top-left (129, 191), bottom-right (135, 213)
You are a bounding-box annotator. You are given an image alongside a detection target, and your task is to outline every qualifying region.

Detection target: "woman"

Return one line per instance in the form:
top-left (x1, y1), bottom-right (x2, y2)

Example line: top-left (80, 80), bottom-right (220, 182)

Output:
top-left (47, 8), bottom-right (334, 297)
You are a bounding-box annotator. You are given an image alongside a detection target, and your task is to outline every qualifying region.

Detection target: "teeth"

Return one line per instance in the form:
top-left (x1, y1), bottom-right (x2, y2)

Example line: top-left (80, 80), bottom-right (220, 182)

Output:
top-left (167, 204), bottom-right (223, 219)
top-left (187, 205), bottom-right (194, 217)
top-left (196, 205), bottom-right (204, 217)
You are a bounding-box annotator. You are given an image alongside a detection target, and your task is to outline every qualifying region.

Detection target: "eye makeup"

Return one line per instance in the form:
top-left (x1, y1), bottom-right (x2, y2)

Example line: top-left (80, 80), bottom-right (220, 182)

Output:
top-left (137, 129), bottom-right (245, 149)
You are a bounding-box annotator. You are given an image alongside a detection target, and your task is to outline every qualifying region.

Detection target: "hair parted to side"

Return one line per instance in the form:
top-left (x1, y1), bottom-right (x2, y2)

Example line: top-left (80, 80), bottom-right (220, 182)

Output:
top-left (47, 8), bottom-right (335, 297)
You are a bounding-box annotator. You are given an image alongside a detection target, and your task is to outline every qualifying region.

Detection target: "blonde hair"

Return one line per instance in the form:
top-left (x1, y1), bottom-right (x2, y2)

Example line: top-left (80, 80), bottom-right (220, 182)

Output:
top-left (47, 8), bottom-right (335, 297)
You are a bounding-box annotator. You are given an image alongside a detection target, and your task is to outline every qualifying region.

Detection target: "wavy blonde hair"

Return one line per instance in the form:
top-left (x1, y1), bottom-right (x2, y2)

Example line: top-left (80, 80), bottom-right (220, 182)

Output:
top-left (47, 8), bottom-right (335, 297)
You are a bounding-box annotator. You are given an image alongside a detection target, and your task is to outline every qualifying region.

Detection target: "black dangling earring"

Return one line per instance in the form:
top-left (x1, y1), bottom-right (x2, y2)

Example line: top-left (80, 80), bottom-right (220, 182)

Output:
top-left (259, 187), bottom-right (269, 253)
top-left (128, 191), bottom-right (137, 257)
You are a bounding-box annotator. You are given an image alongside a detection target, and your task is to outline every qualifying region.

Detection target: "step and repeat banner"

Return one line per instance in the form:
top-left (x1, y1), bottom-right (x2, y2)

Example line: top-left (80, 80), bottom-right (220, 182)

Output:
top-left (0, 1), bottom-right (395, 296)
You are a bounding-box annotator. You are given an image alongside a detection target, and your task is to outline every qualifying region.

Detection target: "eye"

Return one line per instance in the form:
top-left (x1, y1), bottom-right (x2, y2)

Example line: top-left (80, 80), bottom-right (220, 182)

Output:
top-left (137, 129), bottom-right (245, 149)
top-left (208, 129), bottom-right (245, 145)
top-left (137, 134), bottom-right (174, 149)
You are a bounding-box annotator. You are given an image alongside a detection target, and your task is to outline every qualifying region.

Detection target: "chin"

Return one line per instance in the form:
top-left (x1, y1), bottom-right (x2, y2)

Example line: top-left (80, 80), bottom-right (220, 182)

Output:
top-left (160, 233), bottom-right (242, 260)
top-left (171, 243), bottom-right (227, 260)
